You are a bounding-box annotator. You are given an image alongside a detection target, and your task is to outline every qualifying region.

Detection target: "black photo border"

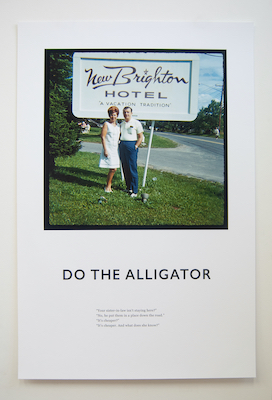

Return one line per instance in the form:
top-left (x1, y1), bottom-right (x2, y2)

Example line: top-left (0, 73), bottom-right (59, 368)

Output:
top-left (44, 48), bottom-right (227, 230)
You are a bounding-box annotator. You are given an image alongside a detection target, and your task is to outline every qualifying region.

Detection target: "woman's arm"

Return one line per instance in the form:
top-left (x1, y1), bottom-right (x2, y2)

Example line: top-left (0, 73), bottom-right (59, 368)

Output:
top-left (100, 123), bottom-right (108, 157)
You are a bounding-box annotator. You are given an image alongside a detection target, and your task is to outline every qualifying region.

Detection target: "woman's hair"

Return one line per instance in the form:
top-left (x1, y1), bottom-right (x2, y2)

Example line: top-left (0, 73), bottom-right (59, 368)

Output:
top-left (108, 106), bottom-right (119, 117)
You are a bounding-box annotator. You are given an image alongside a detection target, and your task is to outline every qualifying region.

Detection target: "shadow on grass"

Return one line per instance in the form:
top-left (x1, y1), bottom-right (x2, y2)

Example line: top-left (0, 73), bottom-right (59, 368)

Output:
top-left (51, 166), bottom-right (107, 189)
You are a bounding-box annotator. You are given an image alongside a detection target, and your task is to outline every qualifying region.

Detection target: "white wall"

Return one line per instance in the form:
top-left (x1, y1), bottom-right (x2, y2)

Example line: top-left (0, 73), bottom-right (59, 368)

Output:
top-left (1, 1), bottom-right (272, 399)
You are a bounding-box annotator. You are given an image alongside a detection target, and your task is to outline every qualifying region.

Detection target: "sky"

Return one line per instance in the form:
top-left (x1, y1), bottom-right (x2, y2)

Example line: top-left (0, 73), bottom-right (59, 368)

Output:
top-left (197, 52), bottom-right (224, 110)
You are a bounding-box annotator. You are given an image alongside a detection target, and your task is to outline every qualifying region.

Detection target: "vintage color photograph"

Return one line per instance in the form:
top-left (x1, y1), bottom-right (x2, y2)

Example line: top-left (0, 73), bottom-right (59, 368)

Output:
top-left (44, 49), bottom-right (226, 229)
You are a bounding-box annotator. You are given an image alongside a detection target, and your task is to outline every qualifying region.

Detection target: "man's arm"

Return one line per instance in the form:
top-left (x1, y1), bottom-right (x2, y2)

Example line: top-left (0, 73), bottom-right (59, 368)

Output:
top-left (135, 131), bottom-right (143, 149)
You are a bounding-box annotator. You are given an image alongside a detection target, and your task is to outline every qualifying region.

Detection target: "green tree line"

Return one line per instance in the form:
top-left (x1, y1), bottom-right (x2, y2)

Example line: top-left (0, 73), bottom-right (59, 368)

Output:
top-left (144, 99), bottom-right (224, 135)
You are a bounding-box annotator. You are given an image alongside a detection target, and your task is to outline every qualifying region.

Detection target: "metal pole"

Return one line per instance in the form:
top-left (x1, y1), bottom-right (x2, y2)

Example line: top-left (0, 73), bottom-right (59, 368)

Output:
top-left (142, 120), bottom-right (155, 187)
top-left (218, 85), bottom-right (224, 131)
top-left (120, 164), bottom-right (124, 181)
top-left (218, 56), bottom-right (224, 131)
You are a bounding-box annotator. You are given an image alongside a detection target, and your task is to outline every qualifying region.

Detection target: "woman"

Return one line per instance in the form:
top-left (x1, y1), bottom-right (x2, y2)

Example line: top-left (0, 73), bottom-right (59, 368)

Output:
top-left (99, 106), bottom-right (120, 192)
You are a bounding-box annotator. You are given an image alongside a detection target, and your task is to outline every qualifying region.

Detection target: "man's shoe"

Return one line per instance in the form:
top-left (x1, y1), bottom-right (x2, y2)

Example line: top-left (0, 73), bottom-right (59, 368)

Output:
top-left (130, 193), bottom-right (137, 198)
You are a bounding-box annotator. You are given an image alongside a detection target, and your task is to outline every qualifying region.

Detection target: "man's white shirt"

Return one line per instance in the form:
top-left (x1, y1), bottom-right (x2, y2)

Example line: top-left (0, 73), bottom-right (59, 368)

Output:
top-left (120, 118), bottom-right (143, 141)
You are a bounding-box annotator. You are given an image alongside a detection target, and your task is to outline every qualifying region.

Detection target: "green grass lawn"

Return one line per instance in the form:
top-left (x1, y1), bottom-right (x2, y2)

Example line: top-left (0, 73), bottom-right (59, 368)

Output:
top-left (79, 127), bottom-right (178, 148)
top-left (48, 152), bottom-right (226, 227)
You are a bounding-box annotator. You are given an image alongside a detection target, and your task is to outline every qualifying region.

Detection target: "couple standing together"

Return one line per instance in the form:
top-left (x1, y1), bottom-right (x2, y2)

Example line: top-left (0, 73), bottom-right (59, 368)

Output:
top-left (99, 106), bottom-right (144, 197)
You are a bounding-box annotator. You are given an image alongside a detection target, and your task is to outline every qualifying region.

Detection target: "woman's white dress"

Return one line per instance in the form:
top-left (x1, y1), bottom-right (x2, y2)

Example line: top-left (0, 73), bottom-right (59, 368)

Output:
top-left (99, 122), bottom-right (120, 168)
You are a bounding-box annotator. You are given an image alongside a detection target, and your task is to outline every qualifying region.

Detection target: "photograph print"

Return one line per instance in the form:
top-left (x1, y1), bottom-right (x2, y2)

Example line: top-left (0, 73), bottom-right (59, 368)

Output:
top-left (44, 49), bottom-right (227, 229)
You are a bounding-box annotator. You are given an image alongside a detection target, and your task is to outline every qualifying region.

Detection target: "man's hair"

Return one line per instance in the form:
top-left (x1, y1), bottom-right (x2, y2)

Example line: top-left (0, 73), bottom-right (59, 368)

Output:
top-left (123, 106), bottom-right (132, 113)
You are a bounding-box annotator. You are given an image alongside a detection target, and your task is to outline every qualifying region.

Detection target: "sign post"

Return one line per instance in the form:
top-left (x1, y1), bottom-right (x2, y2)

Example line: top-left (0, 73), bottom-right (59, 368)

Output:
top-left (142, 120), bottom-right (155, 187)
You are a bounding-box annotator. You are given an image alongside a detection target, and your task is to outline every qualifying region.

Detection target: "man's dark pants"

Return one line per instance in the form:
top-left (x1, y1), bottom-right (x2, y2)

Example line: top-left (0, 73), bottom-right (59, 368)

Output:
top-left (119, 140), bottom-right (138, 194)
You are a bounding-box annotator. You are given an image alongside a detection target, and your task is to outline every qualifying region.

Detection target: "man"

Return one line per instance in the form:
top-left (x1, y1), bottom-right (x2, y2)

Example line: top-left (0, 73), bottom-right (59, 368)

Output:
top-left (214, 127), bottom-right (220, 139)
top-left (119, 107), bottom-right (144, 197)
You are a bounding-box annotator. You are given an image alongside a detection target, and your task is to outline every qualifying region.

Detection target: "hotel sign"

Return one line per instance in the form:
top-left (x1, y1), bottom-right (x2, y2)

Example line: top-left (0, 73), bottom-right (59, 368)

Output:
top-left (72, 51), bottom-right (199, 121)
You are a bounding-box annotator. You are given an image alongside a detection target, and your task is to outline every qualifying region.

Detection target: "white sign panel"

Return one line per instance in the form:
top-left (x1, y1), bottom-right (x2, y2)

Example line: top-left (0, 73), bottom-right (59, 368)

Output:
top-left (72, 52), bottom-right (199, 120)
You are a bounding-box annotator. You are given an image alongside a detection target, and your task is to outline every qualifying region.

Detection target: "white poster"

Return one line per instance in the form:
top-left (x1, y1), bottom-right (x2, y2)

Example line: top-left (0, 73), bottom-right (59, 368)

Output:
top-left (17, 21), bottom-right (255, 379)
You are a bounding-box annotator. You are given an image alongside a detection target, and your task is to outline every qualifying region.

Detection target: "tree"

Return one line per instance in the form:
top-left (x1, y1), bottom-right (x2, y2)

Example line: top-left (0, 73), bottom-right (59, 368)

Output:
top-left (47, 52), bottom-right (81, 171)
top-left (191, 100), bottom-right (224, 135)
top-left (144, 99), bottom-right (224, 136)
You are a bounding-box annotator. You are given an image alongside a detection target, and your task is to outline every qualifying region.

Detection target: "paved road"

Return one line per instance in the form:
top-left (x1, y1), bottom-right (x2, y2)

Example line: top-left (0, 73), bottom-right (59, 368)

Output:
top-left (156, 132), bottom-right (224, 157)
top-left (80, 132), bottom-right (225, 183)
